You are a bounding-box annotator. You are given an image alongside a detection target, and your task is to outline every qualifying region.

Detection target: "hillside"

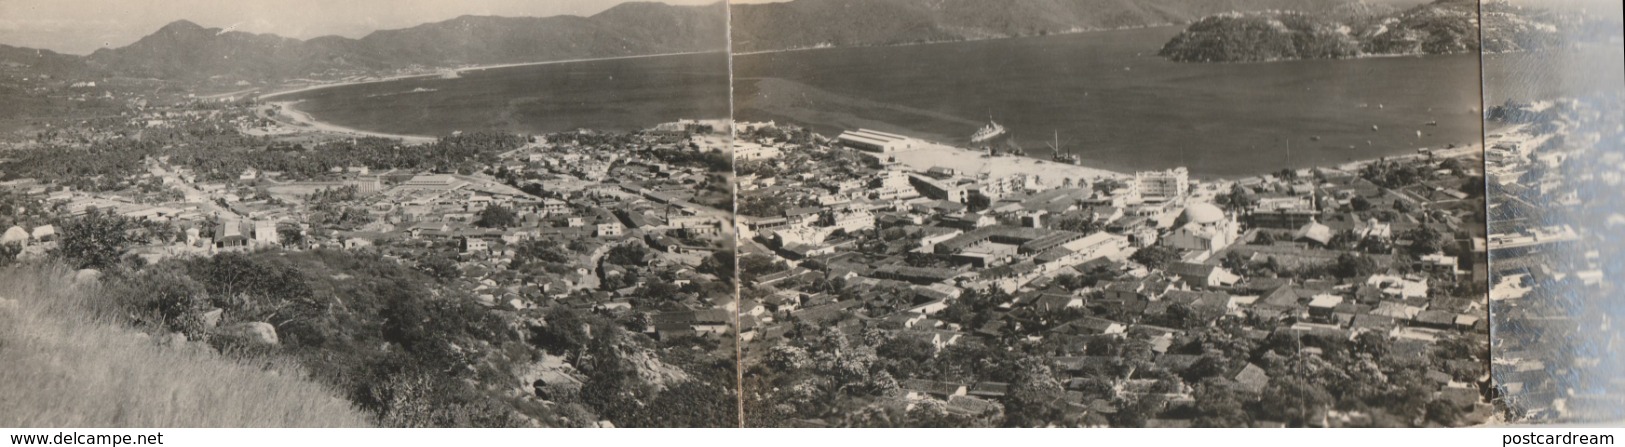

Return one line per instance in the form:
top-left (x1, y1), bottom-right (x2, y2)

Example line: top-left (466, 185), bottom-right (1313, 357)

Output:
top-left (1159, 0), bottom-right (1616, 63)
top-left (4, 244), bottom-right (736, 428)
top-left (1158, 1), bottom-right (1476, 62)
top-left (0, 45), bottom-right (92, 79)
top-left (71, 2), bottom-right (726, 81)
top-left (1155, 11), bottom-right (1363, 63)
top-left (0, 264), bottom-right (370, 427)
top-left (727, 0), bottom-right (1351, 53)
top-left (1480, 1), bottom-right (1621, 54)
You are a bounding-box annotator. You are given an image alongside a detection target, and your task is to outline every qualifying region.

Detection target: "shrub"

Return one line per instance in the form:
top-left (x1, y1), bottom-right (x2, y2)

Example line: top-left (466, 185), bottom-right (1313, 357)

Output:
top-left (56, 208), bottom-right (136, 269)
top-left (117, 268), bottom-right (212, 337)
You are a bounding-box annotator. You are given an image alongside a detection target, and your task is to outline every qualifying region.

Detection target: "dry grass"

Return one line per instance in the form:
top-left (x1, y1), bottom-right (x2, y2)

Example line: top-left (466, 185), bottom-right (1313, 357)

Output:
top-left (0, 264), bottom-right (372, 427)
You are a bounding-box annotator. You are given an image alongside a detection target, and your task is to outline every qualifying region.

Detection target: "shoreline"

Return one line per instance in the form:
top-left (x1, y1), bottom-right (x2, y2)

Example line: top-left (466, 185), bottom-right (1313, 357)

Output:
top-left (258, 50), bottom-right (724, 101)
top-left (266, 100), bottom-right (439, 144)
top-left (731, 24), bottom-right (1178, 57)
top-left (807, 122), bottom-right (1482, 186)
top-left (859, 136), bottom-right (1133, 183)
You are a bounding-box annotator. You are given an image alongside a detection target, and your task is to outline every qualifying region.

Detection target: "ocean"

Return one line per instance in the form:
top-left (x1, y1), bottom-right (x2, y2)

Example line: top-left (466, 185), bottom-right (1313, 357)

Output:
top-left (288, 27), bottom-right (1486, 178)
top-left (734, 26), bottom-right (1484, 178)
top-left (279, 52), bottom-right (731, 137)
top-left (1483, 45), bottom-right (1625, 105)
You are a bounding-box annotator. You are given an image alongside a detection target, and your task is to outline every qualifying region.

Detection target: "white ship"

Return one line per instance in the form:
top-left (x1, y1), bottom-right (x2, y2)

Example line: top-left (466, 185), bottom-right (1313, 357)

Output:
top-left (971, 118), bottom-right (1006, 143)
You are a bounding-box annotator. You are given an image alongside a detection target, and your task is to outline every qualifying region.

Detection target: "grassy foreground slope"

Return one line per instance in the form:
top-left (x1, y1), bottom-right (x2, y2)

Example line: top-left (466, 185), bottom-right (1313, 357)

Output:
top-left (0, 264), bottom-right (371, 427)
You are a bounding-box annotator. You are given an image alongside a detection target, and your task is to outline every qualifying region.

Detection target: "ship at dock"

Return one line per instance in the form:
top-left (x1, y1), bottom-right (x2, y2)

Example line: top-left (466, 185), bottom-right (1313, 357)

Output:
top-left (971, 118), bottom-right (1006, 143)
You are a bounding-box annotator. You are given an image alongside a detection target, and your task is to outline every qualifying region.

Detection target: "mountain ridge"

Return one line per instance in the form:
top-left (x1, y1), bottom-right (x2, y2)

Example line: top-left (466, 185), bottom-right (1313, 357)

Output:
top-left (727, 0), bottom-right (1355, 53)
top-left (33, 2), bottom-right (728, 81)
top-left (10, 0), bottom-right (1589, 82)
top-left (0, 0), bottom-right (1350, 82)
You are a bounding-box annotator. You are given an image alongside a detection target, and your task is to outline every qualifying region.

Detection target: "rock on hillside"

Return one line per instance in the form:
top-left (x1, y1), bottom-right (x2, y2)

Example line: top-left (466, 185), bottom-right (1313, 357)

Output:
top-left (213, 321), bottom-right (280, 346)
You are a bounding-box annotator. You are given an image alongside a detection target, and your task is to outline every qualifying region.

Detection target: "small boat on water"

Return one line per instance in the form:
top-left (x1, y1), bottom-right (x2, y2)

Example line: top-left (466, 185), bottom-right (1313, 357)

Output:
top-left (1048, 130), bottom-right (1080, 165)
top-left (971, 118), bottom-right (1007, 143)
top-left (1425, 120), bottom-right (1439, 126)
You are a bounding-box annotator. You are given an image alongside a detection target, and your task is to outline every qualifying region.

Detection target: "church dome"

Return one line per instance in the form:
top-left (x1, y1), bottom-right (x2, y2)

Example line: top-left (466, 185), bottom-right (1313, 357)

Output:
top-left (1181, 203), bottom-right (1225, 225)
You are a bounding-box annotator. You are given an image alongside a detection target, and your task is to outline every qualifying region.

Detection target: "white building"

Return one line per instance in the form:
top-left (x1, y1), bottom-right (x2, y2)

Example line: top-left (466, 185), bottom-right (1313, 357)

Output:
top-left (826, 210), bottom-right (876, 233)
top-left (402, 174), bottom-right (466, 190)
top-left (1136, 167), bottom-right (1189, 202)
top-left (837, 129), bottom-right (915, 153)
top-left (734, 142), bottom-right (783, 161)
top-left (596, 222), bottom-right (624, 237)
top-left (1163, 202), bottom-right (1238, 256)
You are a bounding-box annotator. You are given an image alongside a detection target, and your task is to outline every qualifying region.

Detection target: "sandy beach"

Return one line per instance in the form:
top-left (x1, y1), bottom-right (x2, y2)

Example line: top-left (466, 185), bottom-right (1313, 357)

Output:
top-left (267, 100), bottom-right (438, 144)
top-left (258, 73), bottom-right (441, 101)
top-left (876, 133), bottom-right (1478, 189)
top-left (250, 51), bottom-right (726, 145)
top-left (453, 51), bottom-right (717, 75)
top-left (258, 51), bottom-right (720, 101)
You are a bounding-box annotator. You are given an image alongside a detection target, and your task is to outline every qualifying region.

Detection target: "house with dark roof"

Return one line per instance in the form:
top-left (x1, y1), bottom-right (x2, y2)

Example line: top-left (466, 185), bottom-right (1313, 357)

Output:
top-left (968, 382), bottom-right (1010, 399)
top-left (1413, 309), bottom-right (1458, 330)
top-left (651, 309), bottom-right (731, 340)
top-left (946, 395), bottom-right (1001, 416)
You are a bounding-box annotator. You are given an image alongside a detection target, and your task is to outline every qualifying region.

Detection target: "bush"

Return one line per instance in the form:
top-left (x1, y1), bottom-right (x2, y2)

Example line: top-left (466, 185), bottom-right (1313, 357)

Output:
top-left (116, 268), bottom-right (212, 337)
top-left (0, 243), bottom-right (19, 267)
top-left (1130, 246), bottom-right (1182, 270)
top-left (56, 208), bottom-right (136, 269)
top-left (474, 204), bottom-right (517, 229)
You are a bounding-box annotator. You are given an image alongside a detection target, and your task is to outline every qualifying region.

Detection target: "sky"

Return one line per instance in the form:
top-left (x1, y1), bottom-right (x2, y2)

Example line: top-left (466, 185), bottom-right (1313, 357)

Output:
top-left (0, 0), bottom-right (733, 55)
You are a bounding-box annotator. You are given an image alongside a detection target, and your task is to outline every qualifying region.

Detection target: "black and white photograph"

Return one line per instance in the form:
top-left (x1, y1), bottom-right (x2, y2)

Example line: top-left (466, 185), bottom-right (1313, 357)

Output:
top-left (735, 0), bottom-right (1500, 428)
top-left (1480, 0), bottom-right (1625, 424)
top-left (0, 0), bottom-right (1622, 437)
top-left (0, 0), bottom-right (739, 428)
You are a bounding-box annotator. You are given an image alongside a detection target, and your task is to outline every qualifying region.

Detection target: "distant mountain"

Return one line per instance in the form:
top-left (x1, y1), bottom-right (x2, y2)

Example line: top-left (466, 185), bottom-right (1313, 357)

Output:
top-left (85, 20), bottom-right (360, 80)
top-left (1480, 1), bottom-right (1622, 54)
top-left (1159, 0), bottom-right (1618, 63)
top-left (348, 3), bottom-right (727, 68)
top-left (69, 2), bottom-right (726, 81)
top-left (727, 0), bottom-right (1352, 53)
top-left (0, 44), bottom-right (93, 79)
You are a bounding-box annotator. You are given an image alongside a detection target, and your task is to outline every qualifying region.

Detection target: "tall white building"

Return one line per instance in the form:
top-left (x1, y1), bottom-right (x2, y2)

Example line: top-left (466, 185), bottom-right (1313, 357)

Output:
top-left (1136, 167), bottom-right (1189, 202)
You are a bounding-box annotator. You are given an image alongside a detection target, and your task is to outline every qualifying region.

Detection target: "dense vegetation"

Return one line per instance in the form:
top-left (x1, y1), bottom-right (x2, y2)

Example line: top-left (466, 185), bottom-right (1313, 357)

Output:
top-left (1159, 0), bottom-right (1603, 63)
top-left (59, 247), bottom-right (735, 427)
top-left (1159, 12), bottom-right (1361, 63)
top-left (0, 107), bottom-right (529, 191)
